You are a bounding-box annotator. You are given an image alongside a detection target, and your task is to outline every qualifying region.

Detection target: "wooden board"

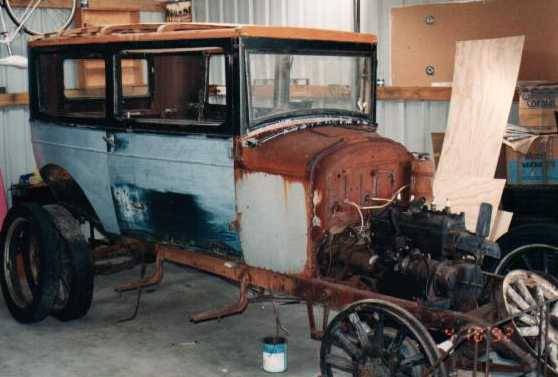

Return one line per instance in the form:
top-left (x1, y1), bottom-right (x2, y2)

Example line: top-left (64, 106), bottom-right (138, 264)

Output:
top-left (377, 86), bottom-right (451, 101)
top-left (435, 36), bottom-right (524, 180)
top-left (0, 92), bottom-right (28, 108)
top-left (430, 132), bottom-right (445, 169)
top-left (489, 210), bottom-right (513, 241)
top-left (76, 8), bottom-right (140, 29)
top-left (433, 177), bottom-right (506, 233)
top-left (391, 0), bottom-right (558, 86)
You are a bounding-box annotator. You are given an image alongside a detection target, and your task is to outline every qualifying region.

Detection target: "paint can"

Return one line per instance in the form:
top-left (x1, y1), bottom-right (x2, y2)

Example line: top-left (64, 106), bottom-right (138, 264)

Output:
top-left (262, 336), bottom-right (287, 373)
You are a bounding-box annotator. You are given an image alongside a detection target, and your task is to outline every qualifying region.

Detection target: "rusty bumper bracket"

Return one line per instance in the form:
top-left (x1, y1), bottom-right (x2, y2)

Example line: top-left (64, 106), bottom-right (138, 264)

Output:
top-left (114, 250), bottom-right (165, 293)
top-left (190, 273), bottom-right (250, 323)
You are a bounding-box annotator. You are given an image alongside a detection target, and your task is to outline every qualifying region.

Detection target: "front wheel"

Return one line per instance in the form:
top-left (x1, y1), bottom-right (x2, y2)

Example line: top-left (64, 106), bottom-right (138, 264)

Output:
top-left (4, 0), bottom-right (78, 36)
top-left (320, 300), bottom-right (447, 377)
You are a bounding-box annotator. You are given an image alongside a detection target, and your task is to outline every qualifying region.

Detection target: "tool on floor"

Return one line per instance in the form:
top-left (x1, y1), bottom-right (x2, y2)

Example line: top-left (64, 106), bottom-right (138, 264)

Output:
top-left (118, 248), bottom-right (147, 323)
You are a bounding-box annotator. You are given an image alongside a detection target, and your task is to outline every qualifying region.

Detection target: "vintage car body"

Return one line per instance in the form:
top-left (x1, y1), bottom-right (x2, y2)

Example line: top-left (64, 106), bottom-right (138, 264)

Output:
top-left (28, 23), bottom-right (394, 276)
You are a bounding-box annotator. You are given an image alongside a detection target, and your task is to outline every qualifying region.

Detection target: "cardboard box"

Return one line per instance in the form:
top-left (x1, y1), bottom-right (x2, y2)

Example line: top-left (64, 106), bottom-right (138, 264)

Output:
top-left (506, 135), bottom-right (558, 185)
top-left (518, 82), bottom-right (558, 134)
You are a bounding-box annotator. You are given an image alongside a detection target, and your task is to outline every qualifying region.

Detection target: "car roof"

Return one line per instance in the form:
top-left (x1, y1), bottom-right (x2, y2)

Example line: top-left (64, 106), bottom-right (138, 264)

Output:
top-left (28, 22), bottom-right (377, 48)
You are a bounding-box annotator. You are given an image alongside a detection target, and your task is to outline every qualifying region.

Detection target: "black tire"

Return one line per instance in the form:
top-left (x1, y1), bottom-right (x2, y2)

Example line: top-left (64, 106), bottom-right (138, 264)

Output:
top-left (44, 205), bottom-right (94, 321)
top-left (484, 223), bottom-right (558, 278)
top-left (0, 203), bottom-right (61, 323)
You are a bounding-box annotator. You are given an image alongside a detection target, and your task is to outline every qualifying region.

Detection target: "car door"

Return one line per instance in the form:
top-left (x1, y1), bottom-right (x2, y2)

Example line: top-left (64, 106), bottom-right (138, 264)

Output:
top-left (106, 49), bottom-right (240, 254)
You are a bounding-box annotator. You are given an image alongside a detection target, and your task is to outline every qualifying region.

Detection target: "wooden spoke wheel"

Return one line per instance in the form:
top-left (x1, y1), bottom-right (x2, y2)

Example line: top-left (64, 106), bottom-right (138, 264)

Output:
top-left (320, 300), bottom-right (447, 377)
top-left (496, 270), bottom-right (558, 373)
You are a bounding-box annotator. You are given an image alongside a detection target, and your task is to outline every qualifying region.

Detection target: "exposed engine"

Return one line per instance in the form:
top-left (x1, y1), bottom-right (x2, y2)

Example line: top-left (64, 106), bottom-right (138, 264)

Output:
top-left (317, 198), bottom-right (500, 312)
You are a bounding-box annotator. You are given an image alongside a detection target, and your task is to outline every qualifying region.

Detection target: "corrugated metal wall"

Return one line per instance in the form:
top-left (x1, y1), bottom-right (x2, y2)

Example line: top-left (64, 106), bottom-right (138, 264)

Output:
top-left (0, 10), bottom-right (164, 202)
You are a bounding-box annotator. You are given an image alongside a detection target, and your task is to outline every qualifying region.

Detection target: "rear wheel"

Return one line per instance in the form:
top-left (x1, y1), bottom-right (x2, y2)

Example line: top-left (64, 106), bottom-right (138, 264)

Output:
top-left (4, 0), bottom-right (78, 35)
top-left (44, 205), bottom-right (94, 321)
top-left (0, 204), bottom-right (61, 323)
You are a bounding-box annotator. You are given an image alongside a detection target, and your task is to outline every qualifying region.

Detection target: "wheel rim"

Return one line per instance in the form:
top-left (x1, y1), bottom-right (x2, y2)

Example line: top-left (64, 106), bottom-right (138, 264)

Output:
top-left (495, 244), bottom-right (558, 277)
top-left (3, 217), bottom-right (40, 309)
top-left (500, 270), bottom-right (558, 372)
top-left (4, 0), bottom-right (77, 35)
top-left (320, 303), bottom-right (443, 377)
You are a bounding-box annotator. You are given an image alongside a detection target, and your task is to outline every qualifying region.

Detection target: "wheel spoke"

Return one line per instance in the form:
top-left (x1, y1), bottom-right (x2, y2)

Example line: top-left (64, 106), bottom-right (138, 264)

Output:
top-left (349, 312), bottom-right (371, 349)
top-left (400, 353), bottom-right (427, 368)
top-left (509, 302), bottom-right (537, 325)
top-left (325, 354), bottom-right (356, 374)
top-left (372, 312), bottom-right (385, 349)
top-left (516, 326), bottom-right (539, 337)
top-left (507, 285), bottom-right (530, 310)
top-left (515, 280), bottom-right (536, 307)
top-left (388, 327), bottom-right (408, 353)
top-left (520, 254), bottom-right (534, 271)
top-left (332, 328), bottom-right (364, 360)
top-left (542, 250), bottom-right (549, 274)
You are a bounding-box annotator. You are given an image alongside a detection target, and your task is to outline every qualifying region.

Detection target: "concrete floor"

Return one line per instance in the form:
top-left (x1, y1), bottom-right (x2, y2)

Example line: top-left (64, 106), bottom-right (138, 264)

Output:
top-left (0, 264), bottom-right (321, 377)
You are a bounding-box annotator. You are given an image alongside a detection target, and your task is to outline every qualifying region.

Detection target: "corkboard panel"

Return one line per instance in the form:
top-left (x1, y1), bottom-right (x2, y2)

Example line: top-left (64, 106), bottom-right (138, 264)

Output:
top-left (391, 0), bottom-right (558, 86)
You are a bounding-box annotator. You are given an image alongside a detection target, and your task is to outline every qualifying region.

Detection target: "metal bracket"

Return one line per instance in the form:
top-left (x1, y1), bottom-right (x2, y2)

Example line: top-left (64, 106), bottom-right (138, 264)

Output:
top-left (190, 272), bottom-right (250, 323)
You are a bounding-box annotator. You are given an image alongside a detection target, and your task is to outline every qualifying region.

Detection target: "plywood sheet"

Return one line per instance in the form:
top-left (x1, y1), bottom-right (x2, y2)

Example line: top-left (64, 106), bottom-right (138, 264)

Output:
top-left (436, 36), bottom-right (524, 180)
top-left (489, 210), bottom-right (513, 241)
top-left (433, 177), bottom-right (506, 233)
top-left (391, 0), bottom-right (558, 86)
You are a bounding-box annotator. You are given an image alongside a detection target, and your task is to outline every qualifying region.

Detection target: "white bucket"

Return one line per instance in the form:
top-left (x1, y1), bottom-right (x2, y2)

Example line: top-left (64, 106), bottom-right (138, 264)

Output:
top-left (262, 336), bottom-right (287, 373)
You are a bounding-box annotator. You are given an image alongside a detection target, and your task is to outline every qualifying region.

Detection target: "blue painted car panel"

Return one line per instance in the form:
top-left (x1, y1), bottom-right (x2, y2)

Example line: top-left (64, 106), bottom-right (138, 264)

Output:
top-left (31, 121), bottom-right (121, 234)
top-left (107, 131), bottom-right (240, 253)
top-left (31, 121), bottom-right (240, 254)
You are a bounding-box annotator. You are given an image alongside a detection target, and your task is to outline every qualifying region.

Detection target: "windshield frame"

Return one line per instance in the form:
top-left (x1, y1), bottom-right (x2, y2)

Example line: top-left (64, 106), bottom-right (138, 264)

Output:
top-left (242, 38), bottom-right (377, 134)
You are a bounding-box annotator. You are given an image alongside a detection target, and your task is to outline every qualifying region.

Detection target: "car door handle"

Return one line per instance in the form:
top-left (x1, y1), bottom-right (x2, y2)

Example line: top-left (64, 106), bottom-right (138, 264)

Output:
top-left (103, 135), bottom-right (115, 149)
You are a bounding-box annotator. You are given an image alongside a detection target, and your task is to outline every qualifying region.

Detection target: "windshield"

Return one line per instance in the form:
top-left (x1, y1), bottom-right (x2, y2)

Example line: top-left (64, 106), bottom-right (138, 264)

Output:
top-left (246, 51), bottom-right (372, 130)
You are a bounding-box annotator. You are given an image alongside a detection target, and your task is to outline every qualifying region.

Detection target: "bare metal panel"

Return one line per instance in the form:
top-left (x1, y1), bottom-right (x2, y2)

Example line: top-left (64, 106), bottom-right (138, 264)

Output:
top-left (236, 172), bottom-right (308, 274)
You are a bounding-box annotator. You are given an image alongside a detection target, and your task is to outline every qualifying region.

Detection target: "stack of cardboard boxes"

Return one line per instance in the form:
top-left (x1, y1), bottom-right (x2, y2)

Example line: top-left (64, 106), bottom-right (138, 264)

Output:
top-left (505, 82), bottom-right (558, 185)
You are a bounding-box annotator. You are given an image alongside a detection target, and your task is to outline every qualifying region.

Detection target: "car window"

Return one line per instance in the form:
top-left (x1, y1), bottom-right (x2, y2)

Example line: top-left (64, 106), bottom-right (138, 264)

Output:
top-left (117, 47), bottom-right (227, 128)
top-left (121, 58), bottom-right (149, 98)
top-left (37, 54), bottom-right (106, 119)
